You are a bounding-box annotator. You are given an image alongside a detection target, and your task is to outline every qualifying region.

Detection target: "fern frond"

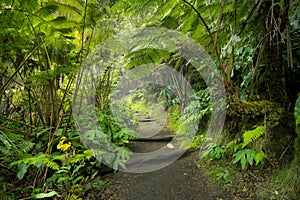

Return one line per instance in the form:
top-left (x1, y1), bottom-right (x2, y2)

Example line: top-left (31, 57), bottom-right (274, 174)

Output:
top-left (34, 4), bottom-right (59, 17)
top-left (242, 126), bottom-right (265, 148)
top-left (50, 0), bottom-right (83, 17)
top-left (0, 132), bottom-right (13, 153)
top-left (10, 153), bottom-right (60, 170)
top-left (0, 131), bottom-right (34, 155)
top-left (17, 140), bottom-right (35, 154)
top-left (44, 159), bottom-right (60, 170)
top-left (147, 0), bottom-right (179, 24)
top-left (178, 11), bottom-right (198, 33)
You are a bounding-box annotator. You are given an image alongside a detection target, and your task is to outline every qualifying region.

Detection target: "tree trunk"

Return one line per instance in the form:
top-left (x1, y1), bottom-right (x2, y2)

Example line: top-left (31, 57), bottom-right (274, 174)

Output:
top-left (262, 0), bottom-right (289, 108)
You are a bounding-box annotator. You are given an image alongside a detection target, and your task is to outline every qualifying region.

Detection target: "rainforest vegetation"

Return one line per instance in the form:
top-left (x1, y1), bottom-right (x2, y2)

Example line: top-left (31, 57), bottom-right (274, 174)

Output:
top-left (0, 0), bottom-right (299, 199)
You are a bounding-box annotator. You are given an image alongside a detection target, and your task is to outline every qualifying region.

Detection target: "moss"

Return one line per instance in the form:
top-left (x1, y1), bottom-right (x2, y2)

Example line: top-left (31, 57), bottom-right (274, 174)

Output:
top-left (225, 95), bottom-right (284, 143)
top-left (227, 95), bottom-right (284, 124)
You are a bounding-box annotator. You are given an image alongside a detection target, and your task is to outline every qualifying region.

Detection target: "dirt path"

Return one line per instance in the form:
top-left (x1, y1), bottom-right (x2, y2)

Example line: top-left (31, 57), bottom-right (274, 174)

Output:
top-left (101, 114), bottom-right (232, 200)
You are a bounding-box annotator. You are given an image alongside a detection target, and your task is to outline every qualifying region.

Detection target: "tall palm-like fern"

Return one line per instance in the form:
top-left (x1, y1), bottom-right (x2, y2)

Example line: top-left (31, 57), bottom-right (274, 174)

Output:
top-left (112, 0), bottom-right (259, 52)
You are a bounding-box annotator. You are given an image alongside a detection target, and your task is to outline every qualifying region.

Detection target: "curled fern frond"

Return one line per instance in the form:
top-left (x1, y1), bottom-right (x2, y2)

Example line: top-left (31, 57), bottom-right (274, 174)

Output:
top-left (242, 126), bottom-right (265, 148)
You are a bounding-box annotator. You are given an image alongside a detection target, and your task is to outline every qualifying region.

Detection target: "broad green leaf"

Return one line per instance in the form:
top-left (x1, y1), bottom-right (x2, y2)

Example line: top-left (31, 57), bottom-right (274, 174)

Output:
top-left (246, 150), bottom-right (255, 166)
top-left (32, 191), bottom-right (59, 199)
top-left (35, 127), bottom-right (53, 137)
top-left (17, 162), bottom-right (28, 180)
top-left (255, 151), bottom-right (266, 165)
top-left (241, 156), bottom-right (246, 170)
top-left (54, 128), bottom-right (63, 136)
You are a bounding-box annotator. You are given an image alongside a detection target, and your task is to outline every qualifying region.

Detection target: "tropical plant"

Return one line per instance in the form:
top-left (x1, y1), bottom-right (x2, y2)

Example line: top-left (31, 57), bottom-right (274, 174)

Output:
top-left (233, 149), bottom-right (265, 170)
top-left (242, 125), bottom-right (265, 148)
top-left (232, 126), bottom-right (266, 170)
top-left (216, 169), bottom-right (233, 183)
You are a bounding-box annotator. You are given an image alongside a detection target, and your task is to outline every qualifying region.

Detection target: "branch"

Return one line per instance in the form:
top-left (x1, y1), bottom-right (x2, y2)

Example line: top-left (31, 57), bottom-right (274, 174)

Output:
top-left (182, 0), bottom-right (225, 84)
top-left (182, 0), bottom-right (213, 42)
top-left (0, 115), bottom-right (36, 128)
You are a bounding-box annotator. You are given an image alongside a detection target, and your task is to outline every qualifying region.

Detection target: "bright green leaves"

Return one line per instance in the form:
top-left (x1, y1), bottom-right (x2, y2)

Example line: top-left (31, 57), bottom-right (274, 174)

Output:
top-left (32, 191), bottom-right (59, 199)
top-left (202, 142), bottom-right (225, 160)
top-left (242, 126), bottom-right (265, 148)
top-left (233, 149), bottom-right (252, 170)
top-left (233, 149), bottom-right (265, 170)
top-left (294, 96), bottom-right (300, 135)
top-left (34, 4), bottom-right (59, 17)
top-left (147, 0), bottom-right (179, 24)
top-left (255, 151), bottom-right (266, 165)
top-left (231, 126), bottom-right (266, 170)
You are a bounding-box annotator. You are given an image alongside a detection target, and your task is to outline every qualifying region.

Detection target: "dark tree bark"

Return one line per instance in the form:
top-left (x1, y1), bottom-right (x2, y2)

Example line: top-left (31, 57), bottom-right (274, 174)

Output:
top-left (262, 0), bottom-right (290, 108)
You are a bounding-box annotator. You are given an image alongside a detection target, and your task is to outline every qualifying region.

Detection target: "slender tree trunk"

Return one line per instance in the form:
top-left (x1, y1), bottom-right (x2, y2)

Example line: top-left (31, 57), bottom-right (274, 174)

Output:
top-left (262, 0), bottom-right (289, 108)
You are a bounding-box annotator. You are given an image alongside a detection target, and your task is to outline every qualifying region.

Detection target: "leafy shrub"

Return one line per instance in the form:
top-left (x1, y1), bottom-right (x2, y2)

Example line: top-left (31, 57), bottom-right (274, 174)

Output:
top-left (233, 149), bottom-right (265, 170)
top-left (232, 126), bottom-right (266, 170)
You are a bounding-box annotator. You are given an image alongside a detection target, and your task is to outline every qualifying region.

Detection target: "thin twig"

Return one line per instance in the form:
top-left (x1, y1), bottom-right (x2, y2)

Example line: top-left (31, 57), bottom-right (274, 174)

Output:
top-left (0, 115), bottom-right (36, 128)
top-left (279, 139), bottom-right (293, 160)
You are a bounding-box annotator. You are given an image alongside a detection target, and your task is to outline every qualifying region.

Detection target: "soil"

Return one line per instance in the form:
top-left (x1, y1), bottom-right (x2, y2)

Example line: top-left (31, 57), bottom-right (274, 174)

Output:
top-left (100, 114), bottom-right (233, 200)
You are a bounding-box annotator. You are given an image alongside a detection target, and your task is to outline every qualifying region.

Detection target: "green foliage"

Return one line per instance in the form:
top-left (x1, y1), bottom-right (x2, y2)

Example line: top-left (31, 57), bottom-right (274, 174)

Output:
top-left (0, 131), bottom-right (34, 156)
top-left (231, 126), bottom-right (266, 170)
top-left (233, 149), bottom-right (265, 170)
top-left (189, 134), bottom-right (205, 149)
top-left (0, 0), bottom-right (298, 198)
top-left (32, 191), bottom-right (59, 199)
top-left (113, 0), bottom-right (259, 52)
top-left (202, 142), bottom-right (225, 160)
top-left (294, 96), bottom-right (300, 135)
top-left (216, 169), bottom-right (233, 184)
top-left (242, 126), bottom-right (265, 148)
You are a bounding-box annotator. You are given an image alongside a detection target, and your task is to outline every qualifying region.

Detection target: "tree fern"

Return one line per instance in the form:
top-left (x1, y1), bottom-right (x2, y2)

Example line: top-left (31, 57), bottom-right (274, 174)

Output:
top-left (10, 153), bottom-right (60, 180)
top-left (0, 131), bottom-right (34, 155)
top-left (112, 0), bottom-right (260, 54)
top-left (34, 4), bottom-right (59, 17)
top-left (242, 126), bottom-right (265, 148)
top-left (147, 0), bottom-right (179, 24)
top-left (50, 0), bottom-right (83, 17)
